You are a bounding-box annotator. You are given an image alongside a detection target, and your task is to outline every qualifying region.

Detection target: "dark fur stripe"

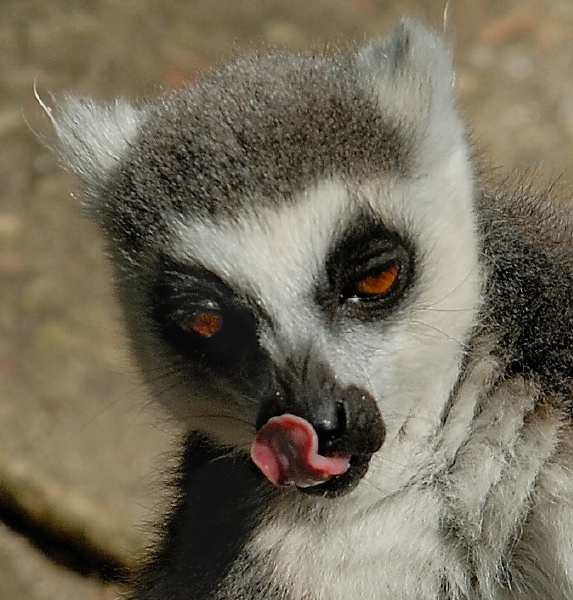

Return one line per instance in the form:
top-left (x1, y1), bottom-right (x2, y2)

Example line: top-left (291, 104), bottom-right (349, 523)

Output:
top-left (99, 53), bottom-right (410, 256)
top-left (131, 434), bottom-right (267, 600)
top-left (478, 188), bottom-right (573, 404)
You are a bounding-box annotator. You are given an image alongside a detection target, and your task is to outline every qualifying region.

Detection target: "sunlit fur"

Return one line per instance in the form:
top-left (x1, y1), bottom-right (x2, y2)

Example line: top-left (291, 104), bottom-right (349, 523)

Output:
top-left (48, 18), bottom-right (573, 600)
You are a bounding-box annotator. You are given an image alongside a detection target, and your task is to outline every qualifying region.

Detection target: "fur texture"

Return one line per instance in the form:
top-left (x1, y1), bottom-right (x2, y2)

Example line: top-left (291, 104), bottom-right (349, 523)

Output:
top-left (49, 18), bottom-right (573, 600)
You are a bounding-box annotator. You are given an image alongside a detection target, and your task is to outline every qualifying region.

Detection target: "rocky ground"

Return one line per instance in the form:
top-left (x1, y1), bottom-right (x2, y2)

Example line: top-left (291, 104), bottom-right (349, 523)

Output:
top-left (1, 0), bottom-right (573, 597)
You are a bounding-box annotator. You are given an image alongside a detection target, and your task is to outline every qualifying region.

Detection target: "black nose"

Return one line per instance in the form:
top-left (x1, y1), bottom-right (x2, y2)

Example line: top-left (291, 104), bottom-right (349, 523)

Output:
top-left (319, 386), bottom-right (385, 456)
top-left (257, 377), bottom-right (385, 457)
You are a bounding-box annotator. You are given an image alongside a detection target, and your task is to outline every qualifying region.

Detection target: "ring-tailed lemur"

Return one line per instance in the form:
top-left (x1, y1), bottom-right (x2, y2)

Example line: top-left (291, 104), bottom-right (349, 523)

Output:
top-left (46, 18), bottom-right (573, 600)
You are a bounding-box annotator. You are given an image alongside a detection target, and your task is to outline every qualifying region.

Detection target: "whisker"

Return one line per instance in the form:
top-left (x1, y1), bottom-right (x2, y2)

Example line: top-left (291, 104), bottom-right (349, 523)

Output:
top-left (417, 264), bottom-right (481, 312)
top-left (410, 319), bottom-right (469, 349)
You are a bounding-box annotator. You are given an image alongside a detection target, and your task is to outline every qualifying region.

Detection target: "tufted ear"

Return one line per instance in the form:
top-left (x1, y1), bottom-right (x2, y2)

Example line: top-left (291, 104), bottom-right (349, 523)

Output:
top-left (38, 90), bottom-right (145, 191)
top-left (355, 18), bottom-right (464, 173)
top-left (357, 18), bottom-right (455, 110)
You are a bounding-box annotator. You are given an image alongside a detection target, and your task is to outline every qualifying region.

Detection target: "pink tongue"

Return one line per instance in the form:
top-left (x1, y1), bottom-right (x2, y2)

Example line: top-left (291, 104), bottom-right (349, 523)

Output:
top-left (250, 414), bottom-right (350, 488)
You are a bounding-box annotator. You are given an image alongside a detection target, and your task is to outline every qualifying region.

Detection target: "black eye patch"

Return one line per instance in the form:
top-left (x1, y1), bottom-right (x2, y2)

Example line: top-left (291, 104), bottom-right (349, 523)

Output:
top-left (151, 264), bottom-right (259, 370)
top-left (319, 215), bottom-right (415, 321)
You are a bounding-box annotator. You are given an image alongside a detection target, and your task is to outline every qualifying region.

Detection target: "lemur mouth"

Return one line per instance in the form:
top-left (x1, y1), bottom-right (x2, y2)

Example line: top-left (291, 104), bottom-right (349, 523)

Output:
top-left (251, 413), bottom-right (377, 498)
top-left (300, 454), bottom-right (373, 497)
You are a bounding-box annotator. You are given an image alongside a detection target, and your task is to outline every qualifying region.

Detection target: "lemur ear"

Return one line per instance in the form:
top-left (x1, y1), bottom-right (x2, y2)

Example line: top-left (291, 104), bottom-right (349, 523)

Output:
top-left (356, 18), bottom-right (455, 106)
top-left (356, 19), bottom-right (463, 171)
top-left (38, 92), bottom-right (145, 191)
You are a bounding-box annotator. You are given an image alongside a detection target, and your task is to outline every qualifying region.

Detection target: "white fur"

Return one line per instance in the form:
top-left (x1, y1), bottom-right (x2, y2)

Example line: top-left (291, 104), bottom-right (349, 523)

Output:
top-left (171, 147), bottom-right (480, 490)
top-left (243, 362), bottom-right (566, 600)
top-left (39, 91), bottom-right (144, 185)
top-left (166, 154), bottom-right (571, 599)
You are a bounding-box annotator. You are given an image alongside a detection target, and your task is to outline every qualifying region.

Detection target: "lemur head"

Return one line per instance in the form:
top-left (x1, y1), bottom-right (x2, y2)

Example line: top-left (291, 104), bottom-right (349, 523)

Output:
top-left (49, 19), bottom-right (480, 499)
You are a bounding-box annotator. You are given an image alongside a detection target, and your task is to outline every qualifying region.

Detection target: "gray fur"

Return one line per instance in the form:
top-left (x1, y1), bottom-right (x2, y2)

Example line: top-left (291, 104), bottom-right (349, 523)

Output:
top-left (48, 17), bottom-right (573, 600)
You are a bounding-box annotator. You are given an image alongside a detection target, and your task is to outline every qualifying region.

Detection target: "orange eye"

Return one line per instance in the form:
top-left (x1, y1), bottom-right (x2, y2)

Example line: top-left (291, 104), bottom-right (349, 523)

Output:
top-left (185, 312), bottom-right (223, 338)
top-left (356, 263), bottom-right (400, 297)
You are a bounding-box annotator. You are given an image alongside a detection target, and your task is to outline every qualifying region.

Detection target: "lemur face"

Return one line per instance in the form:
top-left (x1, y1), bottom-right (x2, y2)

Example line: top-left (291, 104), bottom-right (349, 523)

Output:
top-left (49, 20), bottom-right (481, 498)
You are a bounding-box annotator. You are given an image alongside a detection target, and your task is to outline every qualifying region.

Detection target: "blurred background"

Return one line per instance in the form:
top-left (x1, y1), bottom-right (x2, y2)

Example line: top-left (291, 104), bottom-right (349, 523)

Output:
top-left (1, 1), bottom-right (573, 598)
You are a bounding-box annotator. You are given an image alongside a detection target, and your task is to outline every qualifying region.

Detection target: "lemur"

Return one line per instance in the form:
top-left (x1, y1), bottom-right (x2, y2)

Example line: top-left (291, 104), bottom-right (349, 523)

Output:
top-left (46, 18), bottom-right (573, 600)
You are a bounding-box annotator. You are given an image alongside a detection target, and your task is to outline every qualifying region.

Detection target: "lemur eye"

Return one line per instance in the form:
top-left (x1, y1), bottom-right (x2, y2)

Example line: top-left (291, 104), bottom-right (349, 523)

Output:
top-left (153, 263), bottom-right (263, 370)
top-left (183, 312), bottom-right (223, 338)
top-left (322, 217), bottom-right (413, 317)
top-left (355, 263), bottom-right (400, 298)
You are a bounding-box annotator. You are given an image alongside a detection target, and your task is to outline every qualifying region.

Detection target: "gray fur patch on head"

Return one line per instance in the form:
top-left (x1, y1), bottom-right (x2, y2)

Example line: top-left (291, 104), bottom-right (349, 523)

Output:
top-left (47, 18), bottom-right (461, 267)
top-left (126, 52), bottom-right (411, 217)
top-left (96, 49), bottom-right (415, 259)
